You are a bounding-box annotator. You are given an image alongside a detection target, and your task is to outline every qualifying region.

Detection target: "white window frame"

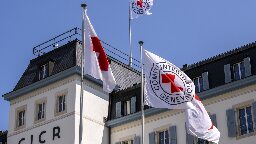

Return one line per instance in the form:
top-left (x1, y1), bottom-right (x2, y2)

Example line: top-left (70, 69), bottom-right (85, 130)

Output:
top-left (39, 63), bottom-right (49, 80)
top-left (15, 105), bottom-right (27, 130)
top-left (119, 135), bottom-right (135, 144)
top-left (122, 99), bottom-right (131, 116)
top-left (57, 95), bottom-right (66, 113)
top-left (35, 98), bottom-right (47, 123)
top-left (233, 100), bottom-right (255, 139)
top-left (55, 89), bottom-right (68, 117)
top-left (237, 105), bottom-right (254, 136)
top-left (233, 62), bottom-right (245, 81)
top-left (121, 140), bottom-right (133, 144)
top-left (193, 76), bottom-right (203, 93)
top-left (157, 129), bottom-right (169, 144)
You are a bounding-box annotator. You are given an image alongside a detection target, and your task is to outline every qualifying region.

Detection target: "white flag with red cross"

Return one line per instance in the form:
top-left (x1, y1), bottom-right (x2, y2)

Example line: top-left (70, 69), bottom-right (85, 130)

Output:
top-left (84, 10), bottom-right (116, 93)
top-left (143, 49), bottom-right (220, 143)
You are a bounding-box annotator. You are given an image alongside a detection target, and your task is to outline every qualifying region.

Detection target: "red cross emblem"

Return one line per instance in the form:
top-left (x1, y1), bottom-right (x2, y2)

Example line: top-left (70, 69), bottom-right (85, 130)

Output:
top-left (137, 0), bottom-right (143, 8)
top-left (161, 73), bottom-right (183, 93)
top-left (91, 37), bottom-right (109, 71)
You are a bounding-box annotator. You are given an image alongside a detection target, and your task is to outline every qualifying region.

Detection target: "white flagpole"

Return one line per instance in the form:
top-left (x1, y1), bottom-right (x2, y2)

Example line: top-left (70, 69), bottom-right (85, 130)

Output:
top-left (79, 3), bottom-right (87, 144)
top-left (139, 41), bottom-right (145, 144)
top-left (129, 1), bottom-right (133, 67)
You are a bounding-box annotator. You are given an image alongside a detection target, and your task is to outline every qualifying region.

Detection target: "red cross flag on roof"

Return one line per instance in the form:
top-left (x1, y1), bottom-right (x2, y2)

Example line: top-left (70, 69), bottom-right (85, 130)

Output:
top-left (143, 49), bottom-right (220, 143)
top-left (83, 10), bottom-right (116, 93)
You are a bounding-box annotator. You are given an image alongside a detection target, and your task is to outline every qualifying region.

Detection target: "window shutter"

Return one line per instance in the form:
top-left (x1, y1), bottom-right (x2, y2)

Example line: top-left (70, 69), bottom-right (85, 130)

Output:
top-left (186, 133), bottom-right (194, 144)
top-left (210, 114), bottom-right (217, 128)
top-left (252, 101), bottom-right (256, 131)
top-left (131, 96), bottom-right (136, 114)
top-left (49, 61), bottom-right (54, 76)
top-left (202, 72), bottom-right (209, 90)
top-left (226, 108), bottom-right (237, 137)
top-left (115, 102), bottom-right (121, 118)
top-left (169, 126), bottom-right (177, 144)
top-left (149, 132), bottom-right (155, 144)
top-left (224, 64), bottom-right (231, 83)
top-left (115, 142), bottom-right (121, 144)
top-left (55, 97), bottom-right (59, 114)
top-left (243, 57), bottom-right (252, 77)
top-left (134, 135), bottom-right (140, 144)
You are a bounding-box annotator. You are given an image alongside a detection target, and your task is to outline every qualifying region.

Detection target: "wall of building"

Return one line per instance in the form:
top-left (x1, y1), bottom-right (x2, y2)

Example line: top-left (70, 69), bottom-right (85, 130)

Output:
top-left (74, 78), bottom-right (110, 144)
top-left (7, 75), bottom-right (77, 144)
top-left (110, 84), bottom-right (256, 144)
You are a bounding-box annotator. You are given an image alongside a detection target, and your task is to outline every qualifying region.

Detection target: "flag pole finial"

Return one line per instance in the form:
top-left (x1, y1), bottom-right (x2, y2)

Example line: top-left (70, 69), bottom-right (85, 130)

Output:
top-left (81, 3), bottom-right (87, 9)
top-left (139, 41), bottom-right (144, 46)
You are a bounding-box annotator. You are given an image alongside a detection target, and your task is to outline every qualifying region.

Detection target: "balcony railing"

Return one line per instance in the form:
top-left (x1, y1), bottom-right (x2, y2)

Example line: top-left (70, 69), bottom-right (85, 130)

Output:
top-left (32, 27), bottom-right (141, 70)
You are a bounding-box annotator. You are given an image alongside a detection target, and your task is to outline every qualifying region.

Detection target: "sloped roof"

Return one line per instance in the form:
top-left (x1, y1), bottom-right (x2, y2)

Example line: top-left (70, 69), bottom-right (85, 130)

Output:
top-left (14, 40), bottom-right (77, 91)
top-left (184, 41), bottom-right (256, 70)
top-left (13, 39), bottom-right (141, 92)
top-left (12, 38), bottom-right (256, 93)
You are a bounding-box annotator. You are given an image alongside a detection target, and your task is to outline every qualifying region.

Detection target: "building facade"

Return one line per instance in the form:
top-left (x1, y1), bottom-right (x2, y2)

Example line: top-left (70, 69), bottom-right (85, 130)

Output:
top-left (107, 42), bottom-right (256, 144)
top-left (2, 30), bottom-right (256, 144)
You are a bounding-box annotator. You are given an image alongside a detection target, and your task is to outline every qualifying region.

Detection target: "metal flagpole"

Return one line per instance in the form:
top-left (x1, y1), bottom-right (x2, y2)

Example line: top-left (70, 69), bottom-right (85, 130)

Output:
top-left (129, 1), bottom-right (133, 67)
top-left (139, 41), bottom-right (145, 144)
top-left (79, 3), bottom-right (87, 144)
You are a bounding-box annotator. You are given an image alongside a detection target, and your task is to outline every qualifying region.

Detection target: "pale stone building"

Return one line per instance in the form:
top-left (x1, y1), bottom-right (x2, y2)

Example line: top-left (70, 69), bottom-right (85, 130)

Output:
top-left (3, 28), bottom-right (256, 144)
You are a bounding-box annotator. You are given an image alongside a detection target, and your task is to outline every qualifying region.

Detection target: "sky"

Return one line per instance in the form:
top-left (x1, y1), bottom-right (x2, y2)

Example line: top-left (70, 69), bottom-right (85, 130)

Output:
top-left (1, 0), bottom-right (256, 131)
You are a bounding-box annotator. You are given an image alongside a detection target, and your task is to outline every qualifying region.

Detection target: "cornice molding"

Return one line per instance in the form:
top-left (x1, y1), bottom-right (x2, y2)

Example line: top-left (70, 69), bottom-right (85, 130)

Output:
top-left (198, 75), bottom-right (256, 100)
top-left (3, 66), bottom-right (104, 102)
top-left (10, 76), bottom-right (77, 105)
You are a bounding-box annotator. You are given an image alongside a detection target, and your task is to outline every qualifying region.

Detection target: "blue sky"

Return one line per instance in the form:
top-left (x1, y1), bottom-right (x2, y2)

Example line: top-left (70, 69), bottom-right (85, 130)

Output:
top-left (1, 0), bottom-right (256, 131)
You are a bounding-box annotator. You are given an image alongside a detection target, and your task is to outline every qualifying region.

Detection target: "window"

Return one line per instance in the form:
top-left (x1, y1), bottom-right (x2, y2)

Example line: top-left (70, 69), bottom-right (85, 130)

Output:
top-left (35, 99), bottom-right (46, 123)
top-left (58, 95), bottom-right (66, 113)
top-left (233, 62), bottom-right (245, 81)
top-left (116, 96), bottom-right (136, 118)
top-left (37, 102), bottom-right (45, 120)
top-left (238, 106), bottom-right (254, 135)
top-left (15, 105), bottom-right (26, 130)
top-left (18, 110), bottom-right (25, 127)
top-left (122, 140), bottom-right (133, 144)
top-left (157, 130), bottom-right (169, 144)
top-left (193, 76), bottom-right (203, 93)
top-left (194, 138), bottom-right (213, 144)
top-left (55, 94), bottom-right (66, 116)
top-left (229, 100), bottom-right (256, 138)
top-left (122, 100), bottom-right (131, 116)
top-left (39, 63), bottom-right (49, 80)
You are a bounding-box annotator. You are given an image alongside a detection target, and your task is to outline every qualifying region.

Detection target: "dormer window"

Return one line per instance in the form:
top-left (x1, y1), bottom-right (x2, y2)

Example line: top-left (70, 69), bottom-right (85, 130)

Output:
top-left (115, 96), bottom-right (136, 118)
top-left (233, 62), bottom-right (245, 81)
top-left (39, 63), bottom-right (49, 80)
top-left (193, 76), bottom-right (203, 93)
top-left (192, 72), bottom-right (209, 93)
top-left (224, 57), bottom-right (251, 83)
top-left (38, 61), bottom-right (54, 80)
top-left (122, 100), bottom-right (131, 116)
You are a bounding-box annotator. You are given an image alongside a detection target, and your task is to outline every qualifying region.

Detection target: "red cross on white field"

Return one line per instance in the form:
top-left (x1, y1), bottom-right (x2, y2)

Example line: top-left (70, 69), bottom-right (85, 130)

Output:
top-left (161, 73), bottom-right (183, 93)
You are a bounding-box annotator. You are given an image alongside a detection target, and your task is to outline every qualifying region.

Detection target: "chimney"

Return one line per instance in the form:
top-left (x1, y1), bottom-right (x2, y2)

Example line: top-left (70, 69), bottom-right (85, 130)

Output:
top-left (183, 64), bottom-right (188, 69)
